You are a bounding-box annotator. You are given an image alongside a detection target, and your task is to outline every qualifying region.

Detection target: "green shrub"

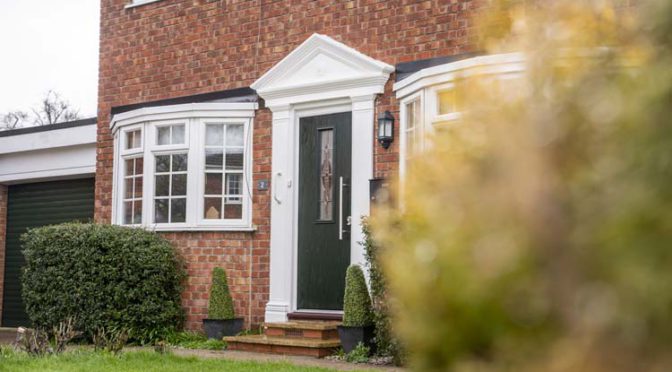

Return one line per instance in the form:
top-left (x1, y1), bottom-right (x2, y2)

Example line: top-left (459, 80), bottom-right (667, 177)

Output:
top-left (342, 265), bottom-right (374, 327)
top-left (361, 218), bottom-right (403, 363)
top-left (375, 1), bottom-right (672, 370)
top-left (208, 267), bottom-right (234, 319)
top-left (21, 223), bottom-right (185, 344)
top-left (346, 342), bottom-right (371, 364)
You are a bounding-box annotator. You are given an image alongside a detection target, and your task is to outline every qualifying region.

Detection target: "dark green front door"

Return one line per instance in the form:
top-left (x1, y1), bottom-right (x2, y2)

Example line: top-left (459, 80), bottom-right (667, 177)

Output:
top-left (297, 112), bottom-right (352, 310)
top-left (2, 178), bottom-right (94, 327)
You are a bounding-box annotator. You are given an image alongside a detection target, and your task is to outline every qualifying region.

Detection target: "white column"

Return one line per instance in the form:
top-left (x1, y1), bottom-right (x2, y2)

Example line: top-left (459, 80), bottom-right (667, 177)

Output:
top-left (349, 95), bottom-right (375, 267)
top-left (265, 105), bottom-right (294, 322)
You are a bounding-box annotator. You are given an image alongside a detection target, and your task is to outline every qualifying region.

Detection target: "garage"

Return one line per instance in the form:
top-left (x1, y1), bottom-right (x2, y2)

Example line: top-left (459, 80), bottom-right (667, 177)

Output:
top-left (1, 178), bottom-right (95, 327)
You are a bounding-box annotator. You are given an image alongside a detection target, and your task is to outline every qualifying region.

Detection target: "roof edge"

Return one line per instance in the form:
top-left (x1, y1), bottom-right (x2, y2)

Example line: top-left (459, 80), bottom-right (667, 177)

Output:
top-left (0, 117), bottom-right (97, 138)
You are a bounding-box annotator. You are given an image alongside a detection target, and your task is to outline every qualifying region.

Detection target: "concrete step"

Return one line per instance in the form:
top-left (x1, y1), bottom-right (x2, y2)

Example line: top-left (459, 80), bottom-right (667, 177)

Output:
top-left (223, 334), bottom-right (341, 358)
top-left (263, 321), bottom-right (341, 340)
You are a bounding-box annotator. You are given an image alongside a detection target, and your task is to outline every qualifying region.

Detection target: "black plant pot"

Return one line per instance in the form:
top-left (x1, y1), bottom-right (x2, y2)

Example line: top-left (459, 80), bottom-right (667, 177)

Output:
top-left (203, 318), bottom-right (244, 339)
top-left (337, 325), bottom-right (376, 354)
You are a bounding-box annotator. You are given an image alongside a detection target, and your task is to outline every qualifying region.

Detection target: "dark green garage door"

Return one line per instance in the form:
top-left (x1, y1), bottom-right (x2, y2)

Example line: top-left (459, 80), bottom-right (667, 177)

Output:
top-left (2, 178), bottom-right (94, 327)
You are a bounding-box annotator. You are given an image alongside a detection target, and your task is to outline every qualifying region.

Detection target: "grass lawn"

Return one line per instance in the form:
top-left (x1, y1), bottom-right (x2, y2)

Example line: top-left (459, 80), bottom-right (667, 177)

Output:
top-left (0, 349), bottom-right (355, 372)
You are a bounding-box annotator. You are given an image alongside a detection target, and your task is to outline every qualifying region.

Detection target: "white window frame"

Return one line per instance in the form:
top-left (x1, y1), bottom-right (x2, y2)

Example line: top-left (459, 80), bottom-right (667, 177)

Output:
top-left (399, 91), bottom-right (424, 181)
top-left (394, 53), bottom-right (527, 181)
top-left (197, 118), bottom-right (253, 228)
top-left (111, 103), bottom-right (258, 231)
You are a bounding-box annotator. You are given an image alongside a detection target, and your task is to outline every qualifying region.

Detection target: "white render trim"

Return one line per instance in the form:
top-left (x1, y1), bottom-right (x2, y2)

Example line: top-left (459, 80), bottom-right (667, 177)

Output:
top-left (110, 102), bottom-right (259, 133)
top-left (253, 34), bottom-right (392, 322)
top-left (394, 52), bottom-right (526, 99)
top-left (0, 124), bottom-right (96, 155)
top-left (0, 166), bottom-right (95, 184)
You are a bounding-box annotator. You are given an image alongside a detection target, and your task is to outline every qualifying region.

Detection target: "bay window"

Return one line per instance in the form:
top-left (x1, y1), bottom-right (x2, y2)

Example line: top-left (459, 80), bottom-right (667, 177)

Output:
top-left (111, 103), bottom-right (257, 231)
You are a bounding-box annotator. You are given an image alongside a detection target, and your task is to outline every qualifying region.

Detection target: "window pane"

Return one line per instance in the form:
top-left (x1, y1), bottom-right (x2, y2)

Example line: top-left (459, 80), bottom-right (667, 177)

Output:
top-left (225, 148), bottom-right (244, 170)
top-left (125, 178), bottom-right (134, 199)
top-left (158, 126), bottom-right (171, 145)
top-left (134, 158), bottom-right (144, 175)
top-left (172, 154), bottom-right (188, 172)
top-left (226, 173), bottom-right (242, 195)
top-left (126, 130), bottom-right (141, 150)
top-left (155, 175), bottom-right (170, 196)
top-left (172, 125), bottom-right (185, 144)
top-left (124, 201), bottom-right (133, 224)
top-left (171, 199), bottom-right (186, 223)
top-left (224, 202), bottom-right (242, 219)
top-left (319, 129), bottom-right (333, 221)
top-left (226, 124), bottom-right (244, 147)
top-left (125, 159), bottom-right (134, 175)
top-left (171, 174), bottom-right (187, 196)
top-left (156, 155), bottom-right (170, 173)
top-left (438, 90), bottom-right (457, 115)
top-left (206, 124), bottom-right (223, 146)
top-left (134, 177), bottom-right (143, 198)
top-left (205, 173), bottom-right (223, 195)
top-left (155, 199), bottom-right (169, 223)
top-left (205, 150), bottom-right (223, 170)
top-left (204, 197), bottom-right (222, 219)
top-left (133, 201), bottom-right (142, 224)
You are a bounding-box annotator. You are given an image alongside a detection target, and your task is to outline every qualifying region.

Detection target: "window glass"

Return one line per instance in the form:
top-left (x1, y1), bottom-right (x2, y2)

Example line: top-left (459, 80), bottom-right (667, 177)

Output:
top-left (157, 124), bottom-right (186, 145)
top-left (123, 157), bottom-right (143, 224)
top-left (203, 123), bottom-right (244, 220)
top-left (437, 90), bottom-right (457, 115)
top-left (154, 153), bottom-right (188, 223)
top-left (125, 129), bottom-right (142, 150)
top-left (318, 129), bottom-right (334, 221)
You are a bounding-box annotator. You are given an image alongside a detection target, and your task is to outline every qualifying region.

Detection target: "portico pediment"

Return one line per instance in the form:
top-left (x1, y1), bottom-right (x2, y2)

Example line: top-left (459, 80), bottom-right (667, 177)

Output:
top-left (252, 34), bottom-right (393, 107)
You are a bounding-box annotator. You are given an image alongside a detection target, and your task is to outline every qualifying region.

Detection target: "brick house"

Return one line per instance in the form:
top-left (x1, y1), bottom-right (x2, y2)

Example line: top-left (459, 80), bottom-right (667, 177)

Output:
top-left (1, 0), bottom-right (503, 338)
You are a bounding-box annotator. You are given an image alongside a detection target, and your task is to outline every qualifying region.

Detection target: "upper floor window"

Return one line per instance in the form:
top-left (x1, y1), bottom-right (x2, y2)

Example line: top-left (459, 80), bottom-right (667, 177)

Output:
top-left (125, 0), bottom-right (163, 9)
top-left (111, 103), bottom-right (258, 231)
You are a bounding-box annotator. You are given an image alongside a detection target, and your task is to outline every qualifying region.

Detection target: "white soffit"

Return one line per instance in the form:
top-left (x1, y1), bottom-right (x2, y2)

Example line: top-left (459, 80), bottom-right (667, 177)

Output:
top-left (393, 52), bottom-right (526, 99)
top-left (251, 33), bottom-right (394, 106)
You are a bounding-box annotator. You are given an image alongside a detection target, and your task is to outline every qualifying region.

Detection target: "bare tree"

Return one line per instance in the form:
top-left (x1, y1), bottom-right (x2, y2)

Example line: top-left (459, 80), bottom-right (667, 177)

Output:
top-left (31, 90), bottom-right (80, 126)
top-left (1, 111), bottom-right (28, 130)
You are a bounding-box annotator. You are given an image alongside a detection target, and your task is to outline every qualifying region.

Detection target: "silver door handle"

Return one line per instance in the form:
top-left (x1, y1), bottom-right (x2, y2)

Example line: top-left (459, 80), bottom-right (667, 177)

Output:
top-left (339, 177), bottom-right (344, 241)
top-left (273, 171), bottom-right (282, 204)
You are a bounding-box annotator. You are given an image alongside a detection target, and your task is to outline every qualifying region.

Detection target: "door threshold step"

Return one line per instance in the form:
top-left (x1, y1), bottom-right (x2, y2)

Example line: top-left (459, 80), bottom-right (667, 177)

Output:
top-left (264, 321), bottom-right (341, 331)
top-left (224, 335), bottom-right (341, 358)
top-left (287, 312), bottom-right (343, 321)
top-left (263, 321), bottom-right (341, 340)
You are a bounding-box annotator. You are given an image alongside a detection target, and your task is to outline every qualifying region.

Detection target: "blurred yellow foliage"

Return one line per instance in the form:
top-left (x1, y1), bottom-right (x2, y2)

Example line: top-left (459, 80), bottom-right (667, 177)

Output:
top-left (374, 1), bottom-right (672, 371)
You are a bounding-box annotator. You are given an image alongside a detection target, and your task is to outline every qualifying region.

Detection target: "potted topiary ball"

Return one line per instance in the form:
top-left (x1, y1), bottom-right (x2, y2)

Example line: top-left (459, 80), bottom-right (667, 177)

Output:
top-left (337, 265), bottom-right (376, 354)
top-left (202, 267), bottom-right (244, 339)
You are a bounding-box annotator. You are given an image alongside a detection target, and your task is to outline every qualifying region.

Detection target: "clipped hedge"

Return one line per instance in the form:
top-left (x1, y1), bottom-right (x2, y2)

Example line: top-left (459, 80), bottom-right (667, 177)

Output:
top-left (342, 265), bottom-right (374, 327)
top-left (21, 223), bottom-right (185, 343)
top-left (208, 267), bottom-right (234, 319)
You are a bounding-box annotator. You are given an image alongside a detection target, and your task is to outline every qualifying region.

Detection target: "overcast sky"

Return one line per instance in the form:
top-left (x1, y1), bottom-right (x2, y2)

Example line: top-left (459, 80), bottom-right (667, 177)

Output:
top-left (0, 0), bottom-right (100, 119)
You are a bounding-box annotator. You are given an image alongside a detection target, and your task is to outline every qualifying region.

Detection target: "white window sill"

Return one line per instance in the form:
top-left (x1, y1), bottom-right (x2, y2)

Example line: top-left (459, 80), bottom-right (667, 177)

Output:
top-left (125, 0), bottom-right (162, 9)
top-left (121, 224), bottom-right (258, 233)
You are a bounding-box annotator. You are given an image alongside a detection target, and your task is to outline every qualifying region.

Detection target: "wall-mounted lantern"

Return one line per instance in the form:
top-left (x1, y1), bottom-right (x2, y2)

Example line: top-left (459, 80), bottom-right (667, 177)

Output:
top-left (377, 110), bottom-right (394, 149)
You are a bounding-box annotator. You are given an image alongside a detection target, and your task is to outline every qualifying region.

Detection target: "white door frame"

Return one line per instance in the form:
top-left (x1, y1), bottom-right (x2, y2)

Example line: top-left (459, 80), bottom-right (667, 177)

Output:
top-left (251, 34), bottom-right (393, 322)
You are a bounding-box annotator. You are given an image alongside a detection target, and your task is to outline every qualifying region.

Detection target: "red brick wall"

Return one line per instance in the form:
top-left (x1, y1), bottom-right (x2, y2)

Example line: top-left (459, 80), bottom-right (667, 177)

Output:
top-left (0, 185), bottom-right (7, 324)
top-left (98, 0), bottom-right (477, 329)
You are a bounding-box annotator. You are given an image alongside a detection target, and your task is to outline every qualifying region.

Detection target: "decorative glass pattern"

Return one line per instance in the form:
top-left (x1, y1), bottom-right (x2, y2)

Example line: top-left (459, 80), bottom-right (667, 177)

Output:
top-left (154, 153), bottom-right (188, 223)
top-left (319, 129), bottom-right (334, 221)
top-left (123, 157), bottom-right (143, 224)
top-left (203, 124), bottom-right (244, 220)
